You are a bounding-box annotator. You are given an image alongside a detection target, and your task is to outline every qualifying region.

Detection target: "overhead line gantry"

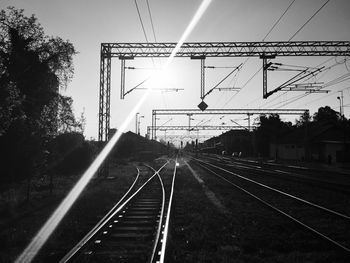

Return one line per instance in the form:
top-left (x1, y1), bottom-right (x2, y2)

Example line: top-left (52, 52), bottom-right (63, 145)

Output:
top-left (99, 41), bottom-right (350, 142)
top-left (151, 108), bottom-right (307, 140)
top-left (148, 125), bottom-right (251, 131)
top-left (147, 125), bottom-right (252, 139)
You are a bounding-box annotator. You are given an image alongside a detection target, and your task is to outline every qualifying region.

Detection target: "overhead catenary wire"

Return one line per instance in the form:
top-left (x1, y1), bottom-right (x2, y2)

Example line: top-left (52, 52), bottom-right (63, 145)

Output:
top-left (345, 57), bottom-right (350, 72)
top-left (212, 65), bottom-right (241, 107)
top-left (269, 77), bottom-right (350, 110)
top-left (271, 93), bottom-right (309, 109)
top-left (257, 57), bottom-right (343, 108)
top-left (146, 0), bottom-right (157, 42)
top-left (265, 0), bottom-right (332, 107)
top-left (262, 0), bottom-right (297, 41)
top-left (128, 0), bottom-right (160, 101)
top-left (270, 72), bottom-right (350, 109)
top-left (288, 0), bottom-right (331, 41)
top-left (226, 0), bottom-right (332, 108)
top-left (144, 1), bottom-right (172, 113)
top-left (134, 0), bottom-right (168, 136)
top-left (261, 68), bottom-right (326, 108)
top-left (323, 72), bottom-right (350, 87)
top-left (203, 64), bottom-right (242, 99)
top-left (223, 0), bottom-right (297, 107)
top-left (132, 0), bottom-right (172, 116)
top-left (295, 86), bottom-right (350, 107)
top-left (262, 59), bottom-right (350, 109)
top-left (127, 0), bottom-right (153, 96)
top-left (134, 0), bottom-right (149, 43)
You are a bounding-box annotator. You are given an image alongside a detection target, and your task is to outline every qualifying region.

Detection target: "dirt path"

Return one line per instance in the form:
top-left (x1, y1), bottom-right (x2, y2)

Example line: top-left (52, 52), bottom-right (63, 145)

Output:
top-left (183, 159), bottom-right (229, 215)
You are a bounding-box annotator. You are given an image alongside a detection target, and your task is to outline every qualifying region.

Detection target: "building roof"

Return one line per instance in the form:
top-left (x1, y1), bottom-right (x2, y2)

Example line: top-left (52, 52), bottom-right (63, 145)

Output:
top-left (277, 122), bottom-right (348, 144)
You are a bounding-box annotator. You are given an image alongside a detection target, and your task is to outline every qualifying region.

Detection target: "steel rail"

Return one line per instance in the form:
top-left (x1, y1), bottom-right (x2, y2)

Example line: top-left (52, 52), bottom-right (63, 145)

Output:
top-left (228, 159), bottom-right (350, 193)
top-left (59, 166), bottom-right (140, 263)
top-left (60, 161), bottom-right (168, 262)
top-left (193, 157), bottom-right (350, 221)
top-left (193, 160), bottom-right (350, 254)
top-left (159, 158), bottom-right (178, 263)
top-left (145, 164), bottom-right (166, 263)
top-left (203, 155), bottom-right (350, 192)
top-left (204, 154), bottom-right (350, 192)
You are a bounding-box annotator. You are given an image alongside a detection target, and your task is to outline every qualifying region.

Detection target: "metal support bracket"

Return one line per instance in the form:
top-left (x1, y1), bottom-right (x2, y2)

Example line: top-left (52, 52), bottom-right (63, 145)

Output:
top-left (201, 58), bottom-right (205, 99)
top-left (152, 110), bottom-right (157, 140)
top-left (120, 59), bottom-right (125, 99)
top-left (119, 56), bottom-right (134, 100)
top-left (260, 54), bottom-right (276, 99)
top-left (191, 55), bottom-right (206, 99)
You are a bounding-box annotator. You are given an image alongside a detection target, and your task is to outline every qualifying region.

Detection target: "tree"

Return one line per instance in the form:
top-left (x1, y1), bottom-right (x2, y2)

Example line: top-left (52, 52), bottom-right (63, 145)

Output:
top-left (0, 7), bottom-right (77, 184)
top-left (296, 110), bottom-right (311, 127)
top-left (49, 132), bottom-right (95, 175)
top-left (0, 7), bottom-right (76, 135)
top-left (254, 114), bottom-right (292, 157)
top-left (313, 106), bottom-right (340, 124)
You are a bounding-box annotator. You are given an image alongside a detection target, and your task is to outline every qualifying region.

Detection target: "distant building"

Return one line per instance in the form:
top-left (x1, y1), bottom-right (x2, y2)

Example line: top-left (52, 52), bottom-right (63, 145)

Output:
top-left (111, 131), bottom-right (167, 160)
top-left (270, 123), bottom-right (350, 164)
top-left (220, 130), bottom-right (253, 157)
top-left (200, 129), bottom-right (253, 156)
top-left (200, 136), bottom-right (222, 154)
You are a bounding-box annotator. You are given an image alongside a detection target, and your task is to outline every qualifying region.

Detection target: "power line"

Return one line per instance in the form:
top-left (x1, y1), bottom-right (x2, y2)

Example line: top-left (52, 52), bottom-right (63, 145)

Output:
top-left (264, 57), bottom-right (350, 108)
top-left (144, 0), bottom-right (171, 112)
top-left (262, 0), bottom-right (296, 41)
top-left (295, 86), bottom-right (350, 107)
top-left (227, 0), bottom-right (332, 108)
top-left (134, 0), bottom-right (149, 43)
top-left (345, 58), bottom-right (350, 72)
top-left (271, 72), bottom-right (350, 109)
top-left (146, 0), bottom-right (157, 42)
top-left (223, 0), bottom-right (296, 107)
top-left (203, 64), bottom-right (242, 99)
top-left (276, 93), bottom-right (309, 108)
top-left (288, 0), bottom-right (331, 41)
top-left (324, 72), bottom-right (350, 87)
top-left (254, 53), bottom-right (342, 110)
top-left (262, 62), bottom-right (350, 107)
top-left (132, 0), bottom-right (158, 98)
top-left (261, 68), bottom-right (325, 108)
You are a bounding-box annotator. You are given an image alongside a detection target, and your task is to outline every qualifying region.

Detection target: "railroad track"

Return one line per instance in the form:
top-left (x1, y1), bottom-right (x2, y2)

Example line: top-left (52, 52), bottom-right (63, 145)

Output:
top-left (189, 156), bottom-right (350, 255)
top-left (60, 158), bottom-right (178, 263)
top-left (200, 154), bottom-right (350, 194)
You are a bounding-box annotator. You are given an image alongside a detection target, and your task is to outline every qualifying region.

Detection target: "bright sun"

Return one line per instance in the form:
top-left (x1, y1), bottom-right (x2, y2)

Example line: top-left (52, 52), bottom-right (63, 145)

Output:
top-left (147, 68), bottom-right (172, 91)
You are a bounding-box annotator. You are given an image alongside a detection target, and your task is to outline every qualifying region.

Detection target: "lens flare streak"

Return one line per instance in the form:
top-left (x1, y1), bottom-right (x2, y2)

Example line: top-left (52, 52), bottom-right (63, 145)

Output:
top-left (15, 1), bottom-right (212, 262)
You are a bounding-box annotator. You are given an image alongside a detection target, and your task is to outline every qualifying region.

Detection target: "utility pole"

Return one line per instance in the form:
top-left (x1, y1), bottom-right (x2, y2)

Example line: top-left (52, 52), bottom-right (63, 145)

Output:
top-left (337, 91), bottom-right (344, 118)
top-left (138, 115), bottom-right (144, 135)
top-left (135, 112), bottom-right (139, 134)
top-left (247, 113), bottom-right (251, 131)
top-left (187, 114), bottom-right (194, 135)
top-left (187, 114), bottom-right (193, 129)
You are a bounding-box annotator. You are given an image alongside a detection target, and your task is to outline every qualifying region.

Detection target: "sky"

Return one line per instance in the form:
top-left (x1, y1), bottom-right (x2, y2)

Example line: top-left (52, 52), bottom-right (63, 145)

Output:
top-left (1, 0), bottom-right (350, 144)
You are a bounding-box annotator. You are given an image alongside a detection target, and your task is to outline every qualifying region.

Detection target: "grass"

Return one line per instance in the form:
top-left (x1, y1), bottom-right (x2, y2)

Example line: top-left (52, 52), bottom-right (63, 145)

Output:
top-left (166, 162), bottom-right (240, 263)
top-left (166, 158), bottom-right (349, 262)
top-left (1, 155), bottom-right (348, 262)
top-left (0, 162), bottom-right (137, 262)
